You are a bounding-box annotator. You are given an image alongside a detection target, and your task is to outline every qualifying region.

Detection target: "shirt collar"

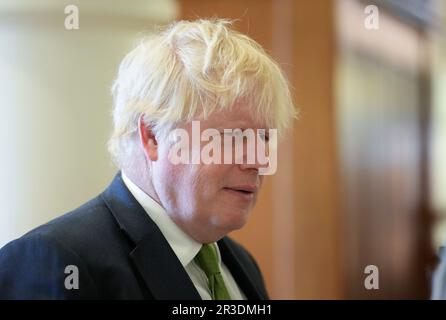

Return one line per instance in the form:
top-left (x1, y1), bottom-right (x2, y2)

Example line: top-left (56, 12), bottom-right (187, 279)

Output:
top-left (121, 172), bottom-right (203, 267)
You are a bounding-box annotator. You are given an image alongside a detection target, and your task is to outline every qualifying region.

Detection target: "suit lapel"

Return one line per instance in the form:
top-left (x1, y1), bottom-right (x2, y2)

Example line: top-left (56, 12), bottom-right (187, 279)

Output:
top-left (218, 237), bottom-right (266, 300)
top-left (129, 226), bottom-right (201, 300)
top-left (101, 172), bottom-right (201, 300)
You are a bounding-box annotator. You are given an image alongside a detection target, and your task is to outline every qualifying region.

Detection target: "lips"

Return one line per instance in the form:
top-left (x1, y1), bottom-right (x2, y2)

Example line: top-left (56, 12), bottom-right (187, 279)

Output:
top-left (223, 185), bottom-right (257, 200)
top-left (225, 185), bottom-right (257, 193)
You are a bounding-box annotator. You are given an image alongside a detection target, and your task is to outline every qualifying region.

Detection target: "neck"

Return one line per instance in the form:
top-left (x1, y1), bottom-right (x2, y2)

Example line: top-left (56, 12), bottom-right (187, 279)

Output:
top-left (122, 165), bottom-right (161, 206)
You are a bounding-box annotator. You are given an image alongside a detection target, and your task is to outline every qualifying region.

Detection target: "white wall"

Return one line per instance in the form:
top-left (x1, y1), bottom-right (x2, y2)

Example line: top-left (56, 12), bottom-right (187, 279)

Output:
top-left (0, 0), bottom-right (177, 247)
top-left (431, 2), bottom-right (446, 249)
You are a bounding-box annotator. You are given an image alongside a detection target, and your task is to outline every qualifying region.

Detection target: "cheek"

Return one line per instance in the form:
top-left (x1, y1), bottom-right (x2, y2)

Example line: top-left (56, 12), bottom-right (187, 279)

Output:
top-left (152, 160), bottom-right (188, 209)
top-left (197, 164), bottom-right (229, 188)
top-left (190, 166), bottom-right (227, 204)
top-left (164, 164), bottom-right (212, 210)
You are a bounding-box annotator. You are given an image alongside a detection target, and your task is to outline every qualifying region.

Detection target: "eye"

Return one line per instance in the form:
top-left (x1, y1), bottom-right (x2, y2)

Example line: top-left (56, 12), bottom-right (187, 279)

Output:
top-left (233, 128), bottom-right (243, 137)
top-left (223, 129), bottom-right (243, 137)
top-left (259, 131), bottom-right (269, 142)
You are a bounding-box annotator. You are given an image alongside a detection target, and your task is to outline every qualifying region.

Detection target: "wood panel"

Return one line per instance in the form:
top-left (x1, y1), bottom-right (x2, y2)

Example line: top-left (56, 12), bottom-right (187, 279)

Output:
top-left (178, 0), bottom-right (344, 299)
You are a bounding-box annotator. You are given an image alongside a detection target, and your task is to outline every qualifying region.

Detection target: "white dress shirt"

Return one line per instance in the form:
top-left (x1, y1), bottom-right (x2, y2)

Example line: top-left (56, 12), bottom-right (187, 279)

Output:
top-left (122, 172), bottom-right (246, 300)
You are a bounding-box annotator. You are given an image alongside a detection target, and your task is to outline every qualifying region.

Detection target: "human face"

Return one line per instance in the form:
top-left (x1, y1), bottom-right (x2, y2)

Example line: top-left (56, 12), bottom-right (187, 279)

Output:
top-left (150, 102), bottom-right (269, 243)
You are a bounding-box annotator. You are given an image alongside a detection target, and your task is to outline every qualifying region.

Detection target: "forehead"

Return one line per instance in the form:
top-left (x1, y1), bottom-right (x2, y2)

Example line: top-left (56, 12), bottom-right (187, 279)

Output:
top-left (199, 102), bottom-right (267, 130)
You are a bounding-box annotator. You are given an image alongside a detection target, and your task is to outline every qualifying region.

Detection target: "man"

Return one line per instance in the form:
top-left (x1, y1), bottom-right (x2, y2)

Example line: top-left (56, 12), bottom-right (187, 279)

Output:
top-left (0, 19), bottom-right (295, 299)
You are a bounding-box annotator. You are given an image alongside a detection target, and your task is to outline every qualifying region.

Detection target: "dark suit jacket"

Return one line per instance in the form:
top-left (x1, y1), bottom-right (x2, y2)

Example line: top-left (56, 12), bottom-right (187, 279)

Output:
top-left (0, 173), bottom-right (268, 299)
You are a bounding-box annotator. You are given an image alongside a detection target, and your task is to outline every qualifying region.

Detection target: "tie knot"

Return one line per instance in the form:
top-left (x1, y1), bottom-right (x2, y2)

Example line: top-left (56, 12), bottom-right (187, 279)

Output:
top-left (195, 243), bottom-right (220, 277)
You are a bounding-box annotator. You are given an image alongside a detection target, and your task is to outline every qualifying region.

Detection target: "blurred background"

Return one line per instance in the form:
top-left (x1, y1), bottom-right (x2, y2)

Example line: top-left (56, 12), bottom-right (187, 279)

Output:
top-left (1, 0), bottom-right (445, 299)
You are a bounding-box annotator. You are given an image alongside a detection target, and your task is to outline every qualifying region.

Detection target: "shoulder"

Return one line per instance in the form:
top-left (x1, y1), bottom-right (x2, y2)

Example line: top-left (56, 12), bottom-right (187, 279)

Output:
top-left (0, 195), bottom-right (127, 299)
top-left (0, 225), bottom-right (99, 299)
top-left (16, 195), bottom-right (129, 256)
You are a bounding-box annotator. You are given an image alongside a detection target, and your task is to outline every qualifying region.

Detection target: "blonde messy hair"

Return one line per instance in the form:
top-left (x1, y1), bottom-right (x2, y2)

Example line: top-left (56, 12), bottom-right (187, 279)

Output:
top-left (108, 18), bottom-right (296, 169)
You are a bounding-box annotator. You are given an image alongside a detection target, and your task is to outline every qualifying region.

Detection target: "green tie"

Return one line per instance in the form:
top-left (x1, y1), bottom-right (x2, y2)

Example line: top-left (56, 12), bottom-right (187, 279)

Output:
top-left (195, 243), bottom-right (231, 300)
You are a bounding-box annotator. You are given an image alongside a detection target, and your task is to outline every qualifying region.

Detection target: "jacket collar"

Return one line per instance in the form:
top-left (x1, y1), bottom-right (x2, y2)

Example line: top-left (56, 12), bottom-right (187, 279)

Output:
top-left (101, 172), bottom-right (264, 300)
top-left (218, 238), bottom-right (266, 300)
top-left (101, 172), bottom-right (200, 299)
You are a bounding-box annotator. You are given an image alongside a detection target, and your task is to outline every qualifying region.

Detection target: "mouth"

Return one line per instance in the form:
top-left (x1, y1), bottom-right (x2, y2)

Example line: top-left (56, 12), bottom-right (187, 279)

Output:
top-left (223, 185), bottom-right (257, 200)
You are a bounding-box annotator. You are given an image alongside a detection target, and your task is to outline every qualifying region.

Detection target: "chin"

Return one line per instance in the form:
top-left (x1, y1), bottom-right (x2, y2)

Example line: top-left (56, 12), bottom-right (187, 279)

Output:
top-left (218, 209), bottom-right (250, 232)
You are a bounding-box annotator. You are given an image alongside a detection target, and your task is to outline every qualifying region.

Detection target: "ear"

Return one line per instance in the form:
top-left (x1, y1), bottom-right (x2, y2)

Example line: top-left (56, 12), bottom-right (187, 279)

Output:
top-left (138, 114), bottom-right (158, 161)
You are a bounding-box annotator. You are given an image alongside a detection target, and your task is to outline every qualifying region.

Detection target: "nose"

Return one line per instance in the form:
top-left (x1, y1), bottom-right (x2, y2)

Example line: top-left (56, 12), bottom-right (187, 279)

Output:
top-left (236, 135), bottom-right (270, 172)
top-left (239, 162), bottom-right (269, 173)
